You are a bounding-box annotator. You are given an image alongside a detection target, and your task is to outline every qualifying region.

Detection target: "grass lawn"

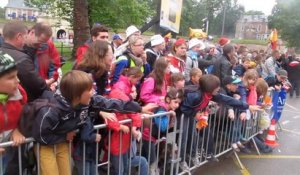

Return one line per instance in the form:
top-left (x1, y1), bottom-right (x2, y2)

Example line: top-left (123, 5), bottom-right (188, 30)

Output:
top-left (61, 59), bottom-right (73, 74)
top-left (54, 42), bottom-right (73, 59)
top-left (231, 39), bottom-right (268, 45)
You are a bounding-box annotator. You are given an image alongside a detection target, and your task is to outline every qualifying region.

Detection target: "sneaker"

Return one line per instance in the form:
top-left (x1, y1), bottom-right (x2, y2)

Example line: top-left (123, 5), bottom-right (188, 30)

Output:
top-left (206, 154), bottom-right (219, 162)
top-left (261, 146), bottom-right (273, 153)
top-left (240, 147), bottom-right (252, 154)
top-left (192, 157), bottom-right (201, 167)
top-left (150, 164), bottom-right (160, 175)
top-left (232, 143), bottom-right (240, 152)
top-left (179, 161), bottom-right (190, 172)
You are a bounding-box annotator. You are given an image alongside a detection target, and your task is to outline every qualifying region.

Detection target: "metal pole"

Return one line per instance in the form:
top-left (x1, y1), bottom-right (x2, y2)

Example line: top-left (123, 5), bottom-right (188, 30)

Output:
top-left (206, 20), bottom-right (209, 35)
top-left (221, 4), bottom-right (226, 36)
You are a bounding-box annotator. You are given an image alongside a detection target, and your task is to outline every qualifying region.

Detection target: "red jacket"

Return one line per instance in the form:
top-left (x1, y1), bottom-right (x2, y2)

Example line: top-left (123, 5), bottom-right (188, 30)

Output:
top-left (36, 40), bottom-right (61, 80)
top-left (0, 85), bottom-right (27, 133)
top-left (165, 54), bottom-right (186, 86)
top-left (108, 76), bottom-right (141, 155)
top-left (76, 43), bottom-right (89, 65)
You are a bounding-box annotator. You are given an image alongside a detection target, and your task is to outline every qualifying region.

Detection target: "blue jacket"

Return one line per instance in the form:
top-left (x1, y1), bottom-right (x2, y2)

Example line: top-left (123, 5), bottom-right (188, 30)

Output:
top-left (33, 92), bottom-right (143, 145)
top-left (181, 85), bottom-right (249, 118)
top-left (233, 64), bottom-right (246, 77)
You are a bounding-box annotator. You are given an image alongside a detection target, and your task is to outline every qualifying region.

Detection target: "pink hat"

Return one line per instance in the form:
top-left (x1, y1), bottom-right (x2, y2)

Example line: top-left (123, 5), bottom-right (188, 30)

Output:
top-left (219, 37), bottom-right (230, 46)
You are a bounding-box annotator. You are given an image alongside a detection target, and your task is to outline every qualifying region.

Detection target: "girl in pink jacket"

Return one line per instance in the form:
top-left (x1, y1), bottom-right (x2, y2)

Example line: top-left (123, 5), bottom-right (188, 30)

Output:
top-left (140, 58), bottom-right (170, 107)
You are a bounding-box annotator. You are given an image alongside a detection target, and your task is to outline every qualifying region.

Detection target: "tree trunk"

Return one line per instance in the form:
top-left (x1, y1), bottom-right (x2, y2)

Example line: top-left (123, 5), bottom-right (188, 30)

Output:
top-left (72, 0), bottom-right (90, 60)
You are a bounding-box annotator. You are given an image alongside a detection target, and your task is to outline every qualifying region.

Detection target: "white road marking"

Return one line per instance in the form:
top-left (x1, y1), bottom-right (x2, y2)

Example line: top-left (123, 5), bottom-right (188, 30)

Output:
top-left (281, 120), bottom-right (290, 125)
top-left (293, 116), bottom-right (300, 119)
top-left (285, 103), bottom-right (298, 111)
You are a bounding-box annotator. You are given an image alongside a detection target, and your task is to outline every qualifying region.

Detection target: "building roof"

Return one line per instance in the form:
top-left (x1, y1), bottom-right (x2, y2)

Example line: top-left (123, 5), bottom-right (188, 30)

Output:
top-left (238, 15), bottom-right (268, 23)
top-left (5, 0), bottom-right (39, 10)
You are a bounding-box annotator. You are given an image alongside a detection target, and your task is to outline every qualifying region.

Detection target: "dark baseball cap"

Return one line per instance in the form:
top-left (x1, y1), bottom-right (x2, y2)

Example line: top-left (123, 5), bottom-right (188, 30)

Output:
top-left (277, 69), bottom-right (288, 78)
top-left (223, 76), bottom-right (241, 86)
top-left (0, 51), bottom-right (16, 76)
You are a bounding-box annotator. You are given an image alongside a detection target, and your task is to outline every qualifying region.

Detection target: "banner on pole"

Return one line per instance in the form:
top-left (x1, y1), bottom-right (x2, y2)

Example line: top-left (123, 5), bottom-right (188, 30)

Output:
top-left (271, 89), bottom-right (286, 122)
top-left (160, 0), bottom-right (183, 33)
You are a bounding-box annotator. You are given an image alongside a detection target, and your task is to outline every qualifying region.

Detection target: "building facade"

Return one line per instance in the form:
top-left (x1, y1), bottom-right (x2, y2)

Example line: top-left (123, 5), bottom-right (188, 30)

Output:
top-left (4, 0), bottom-right (73, 40)
top-left (235, 15), bottom-right (270, 40)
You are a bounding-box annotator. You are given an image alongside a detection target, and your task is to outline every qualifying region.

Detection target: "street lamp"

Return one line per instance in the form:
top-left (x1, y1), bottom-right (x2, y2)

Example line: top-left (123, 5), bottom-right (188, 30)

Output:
top-left (221, 1), bottom-right (226, 36)
top-left (202, 18), bottom-right (209, 34)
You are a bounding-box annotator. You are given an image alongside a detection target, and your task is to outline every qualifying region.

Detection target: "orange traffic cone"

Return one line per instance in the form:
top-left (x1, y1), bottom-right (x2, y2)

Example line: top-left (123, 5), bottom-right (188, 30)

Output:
top-left (265, 119), bottom-right (279, 147)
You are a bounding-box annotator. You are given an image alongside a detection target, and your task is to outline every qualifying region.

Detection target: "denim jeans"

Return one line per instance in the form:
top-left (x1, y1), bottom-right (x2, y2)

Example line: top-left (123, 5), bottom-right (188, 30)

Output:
top-left (74, 160), bottom-right (96, 175)
top-left (110, 152), bottom-right (129, 175)
top-left (230, 118), bottom-right (243, 143)
top-left (131, 155), bottom-right (148, 175)
top-left (179, 115), bottom-right (194, 160)
top-left (141, 140), bottom-right (156, 164)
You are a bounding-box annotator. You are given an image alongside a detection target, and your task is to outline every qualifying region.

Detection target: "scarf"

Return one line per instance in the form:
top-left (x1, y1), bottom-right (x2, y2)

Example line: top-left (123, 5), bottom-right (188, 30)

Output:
top-left (196, 92), bottom-right (212, 111)
top-left (127, 51), bottom-right (143, 68)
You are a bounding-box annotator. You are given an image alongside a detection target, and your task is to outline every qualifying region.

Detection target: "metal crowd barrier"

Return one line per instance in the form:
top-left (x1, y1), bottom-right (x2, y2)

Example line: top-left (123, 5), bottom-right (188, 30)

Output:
top-left (0, 106), bottom-right (264, 175)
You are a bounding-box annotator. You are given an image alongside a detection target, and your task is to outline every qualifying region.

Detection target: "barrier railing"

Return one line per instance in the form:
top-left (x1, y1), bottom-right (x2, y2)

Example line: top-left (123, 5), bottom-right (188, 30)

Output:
top-left (0, 106), bottom-right (264, 175)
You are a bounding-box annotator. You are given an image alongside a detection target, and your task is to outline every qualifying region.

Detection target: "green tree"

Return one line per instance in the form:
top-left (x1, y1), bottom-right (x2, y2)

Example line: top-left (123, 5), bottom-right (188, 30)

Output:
top-left (245, 10), bottom-right (264, 15)
top-left (179, 0), bottom-right (207, 36)
top-left (268, 0), bottom-right (300, 49)
top-left (88, 0), bottom-right (154, 32)
top-left (209, 0), bottom-right (244, 36)
top-left (0, 7), bottom-right (5, 19)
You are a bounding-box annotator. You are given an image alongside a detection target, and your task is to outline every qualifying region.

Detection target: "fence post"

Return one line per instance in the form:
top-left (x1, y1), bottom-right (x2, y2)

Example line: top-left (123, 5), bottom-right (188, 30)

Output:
top-left (60, 42), bottom-right (63, 57)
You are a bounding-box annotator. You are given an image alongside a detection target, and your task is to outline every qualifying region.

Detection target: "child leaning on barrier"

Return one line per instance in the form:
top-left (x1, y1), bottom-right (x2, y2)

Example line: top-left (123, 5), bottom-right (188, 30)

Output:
top-left (253, 78), bottom-right (273, 153)
top-left (142, 87), bottom-right (183, 175)
top-left (0, 52), bottom-right (27, 172)
top-left (32, 70), bottom-right (156, 175)
top-left (179, 74), bottom-right (261, 172)
top-left (220, 76), bottom-right (251, 153)
top-left (108, 67), bottom-right (147, 175)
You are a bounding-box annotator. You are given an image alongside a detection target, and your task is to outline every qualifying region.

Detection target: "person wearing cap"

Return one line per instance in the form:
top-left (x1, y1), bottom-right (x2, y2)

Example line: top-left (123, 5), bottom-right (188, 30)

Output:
top-left (184, 38), bottom-right (205, 81)
top-left (266, 69), bottom-right (291, 91)
top-left (76, 25), bottom-right (109, 65)
top-left (0, 21), bottom-right (49, 102)
top-left (165, 38), bottom-right (187, 86)
top-left (145, 34), bottom-right (165, 71)
top-left (0, 52), bottom-right (27, 172)
top-left (216, 37), bottom-right (230, 55)
top-left (111, 34), bottom-right (123, 53)
top-left (114, 25), bottom-right (141, 57)
top-left (220, 75), bottom-right (253, 153)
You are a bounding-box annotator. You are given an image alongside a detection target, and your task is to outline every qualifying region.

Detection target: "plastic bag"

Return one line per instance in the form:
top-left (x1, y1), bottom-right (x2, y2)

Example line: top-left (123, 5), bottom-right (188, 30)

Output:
top-left (258, 111), bottom-right (271, 130)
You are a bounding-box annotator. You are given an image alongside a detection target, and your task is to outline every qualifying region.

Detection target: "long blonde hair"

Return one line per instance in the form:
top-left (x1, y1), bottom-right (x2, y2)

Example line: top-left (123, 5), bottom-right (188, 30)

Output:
top-left (243, 69), bottom-right (258, 87)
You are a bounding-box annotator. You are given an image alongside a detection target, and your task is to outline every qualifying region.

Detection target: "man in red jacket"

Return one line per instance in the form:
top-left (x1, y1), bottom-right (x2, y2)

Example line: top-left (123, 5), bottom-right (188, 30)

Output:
top-left (35, 40), bottom-right (61, 90)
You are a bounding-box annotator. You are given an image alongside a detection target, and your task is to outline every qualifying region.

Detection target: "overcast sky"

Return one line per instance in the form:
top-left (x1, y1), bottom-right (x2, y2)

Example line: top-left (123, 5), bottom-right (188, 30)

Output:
top-left (0, 0), bottom-right (276, 15)
top-left (238, 0), bottom-right (276, 15)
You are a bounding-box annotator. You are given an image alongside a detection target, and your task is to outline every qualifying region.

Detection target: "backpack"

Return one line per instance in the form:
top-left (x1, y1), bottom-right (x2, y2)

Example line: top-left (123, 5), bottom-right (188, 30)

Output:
top-left (19, 92), bottom-right (57, 137)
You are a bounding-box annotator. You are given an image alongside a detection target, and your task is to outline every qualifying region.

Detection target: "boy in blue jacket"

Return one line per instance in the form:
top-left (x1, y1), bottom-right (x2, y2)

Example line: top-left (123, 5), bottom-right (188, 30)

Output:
top-left (32, 70), bottom-right (155, 175)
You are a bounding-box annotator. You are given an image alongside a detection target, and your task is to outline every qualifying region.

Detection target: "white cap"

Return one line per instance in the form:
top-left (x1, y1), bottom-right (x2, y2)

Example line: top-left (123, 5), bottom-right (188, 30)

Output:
top-left (126, 25), bottom-right (140, 38)
top-left (188, 38), bottom-right (205, 50)
top-left (150, 35), bottom-right (165, 46)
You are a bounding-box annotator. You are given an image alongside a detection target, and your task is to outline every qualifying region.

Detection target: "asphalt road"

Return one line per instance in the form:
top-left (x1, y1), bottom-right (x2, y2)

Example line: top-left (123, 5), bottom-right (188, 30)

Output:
top-left (194, 97), bottom-right (300, 175)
